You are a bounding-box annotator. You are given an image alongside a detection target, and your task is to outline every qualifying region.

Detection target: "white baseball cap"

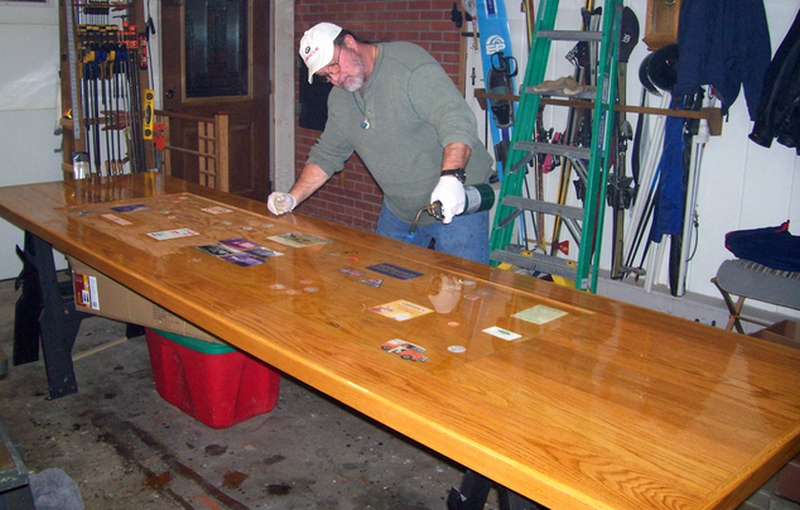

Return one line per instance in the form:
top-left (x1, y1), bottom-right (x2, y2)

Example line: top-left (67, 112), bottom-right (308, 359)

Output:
top-left (299, 22), bottom-right (343, 84)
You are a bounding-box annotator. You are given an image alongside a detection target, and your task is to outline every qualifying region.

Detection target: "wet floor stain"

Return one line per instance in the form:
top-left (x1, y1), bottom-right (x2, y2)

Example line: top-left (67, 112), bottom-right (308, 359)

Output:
top-left (205, 444), bottom-right (228, 456)
top-left (222, 470), bottom-right (249, 489)
top-left (266, 483), bottom-right (291, 496)
top-left (144, 471), bottom-right (172, 489)
top-left (262, 454), bottom-right (285, 466)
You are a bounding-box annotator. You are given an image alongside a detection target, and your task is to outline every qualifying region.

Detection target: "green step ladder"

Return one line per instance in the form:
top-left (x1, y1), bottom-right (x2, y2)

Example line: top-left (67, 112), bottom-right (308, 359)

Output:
top-left (488, 0), bottom-right (623, 293)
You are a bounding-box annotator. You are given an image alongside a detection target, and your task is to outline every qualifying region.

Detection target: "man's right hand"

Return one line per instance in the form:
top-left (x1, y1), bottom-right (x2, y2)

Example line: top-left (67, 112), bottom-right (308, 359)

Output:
top-left (267, 192), bottom-right (297, 215)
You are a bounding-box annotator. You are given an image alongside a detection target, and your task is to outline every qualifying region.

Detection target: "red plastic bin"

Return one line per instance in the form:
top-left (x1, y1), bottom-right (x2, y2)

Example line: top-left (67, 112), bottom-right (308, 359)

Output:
top-left (145, 327), bottom-right (280, 429)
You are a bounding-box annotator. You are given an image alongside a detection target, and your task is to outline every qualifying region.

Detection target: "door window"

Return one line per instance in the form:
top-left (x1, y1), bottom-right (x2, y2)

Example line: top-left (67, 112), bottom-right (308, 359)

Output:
top-left (184, 0), bottom-right (248, 98)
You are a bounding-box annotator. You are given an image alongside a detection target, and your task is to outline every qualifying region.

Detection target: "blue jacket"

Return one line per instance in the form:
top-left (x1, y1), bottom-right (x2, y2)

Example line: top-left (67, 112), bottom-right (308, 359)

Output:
top-left (749, 6), bottom-right (800, 152)
top-left (674, 0), bottom-right (771, 119)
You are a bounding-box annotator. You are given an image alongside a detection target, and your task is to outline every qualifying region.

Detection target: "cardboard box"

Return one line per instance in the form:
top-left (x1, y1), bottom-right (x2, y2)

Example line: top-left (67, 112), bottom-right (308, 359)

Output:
top-left (68, 256), bottom-right (220, 343)
top-left (750, 320), bottom-right (800, 350)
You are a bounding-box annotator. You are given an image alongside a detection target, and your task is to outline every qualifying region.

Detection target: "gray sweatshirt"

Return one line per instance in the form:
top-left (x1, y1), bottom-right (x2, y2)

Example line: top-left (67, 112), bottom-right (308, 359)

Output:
top-left (306, 41), bottom-right (493, 224)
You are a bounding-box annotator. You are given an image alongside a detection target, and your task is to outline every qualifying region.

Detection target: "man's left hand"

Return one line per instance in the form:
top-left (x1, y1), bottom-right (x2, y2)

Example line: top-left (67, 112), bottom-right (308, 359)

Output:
top-left (430, 176), bottom-right (466, 224)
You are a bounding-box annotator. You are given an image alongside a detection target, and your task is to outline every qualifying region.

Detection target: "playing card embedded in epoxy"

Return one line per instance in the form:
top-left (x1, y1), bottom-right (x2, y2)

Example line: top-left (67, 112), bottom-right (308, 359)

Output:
top-left (101, 214), bottom-right (132, 226)
top-left (511, 304), bottom-right (568, 325)
top-left (482, 326), bottom-right (522, 341)
top-left (147, 228), bottom-right (200, 241)
top-left (381, 339), bottom-right (428, 362)
top-left (246, 247), bottom-right (282, 258)
top-left (268, 232), bottom-right (331, 248)
top-left (221, 253), bottom-right (264, 267)
top-left (196, 243), bottom-right (237, 257)
top-left (111, 204), bottom-right (150, 213)
top-left (368, 300), bottom-right (432, 322)
top-left (201, 206), bottom-right (233, 215)
top-left (197, 237), bottom-right (283, 265)
top-left (219, 237), bottom-right (261, 250)
top-left (339, 267), bottom-right (365, 277)
top-left (366, 263), bottom-right (422, 280)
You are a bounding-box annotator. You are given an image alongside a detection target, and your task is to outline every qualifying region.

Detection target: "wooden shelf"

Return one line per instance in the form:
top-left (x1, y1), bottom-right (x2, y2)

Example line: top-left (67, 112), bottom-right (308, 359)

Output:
top-left (473, 89), bottom-right (723, 136)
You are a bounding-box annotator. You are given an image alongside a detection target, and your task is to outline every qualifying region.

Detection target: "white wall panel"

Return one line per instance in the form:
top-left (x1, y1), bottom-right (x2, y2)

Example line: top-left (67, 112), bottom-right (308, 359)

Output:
top-left (0, 0), bottom-right (61, 280)
top-left (0, 25), bottom-right (59, 112)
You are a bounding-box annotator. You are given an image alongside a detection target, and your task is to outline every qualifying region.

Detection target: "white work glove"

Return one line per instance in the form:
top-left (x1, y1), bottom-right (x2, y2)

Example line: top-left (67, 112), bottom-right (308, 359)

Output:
top-left (267, 192), bottom-right (297, 216)
top-left (429, 176), bottom-right (466, 224)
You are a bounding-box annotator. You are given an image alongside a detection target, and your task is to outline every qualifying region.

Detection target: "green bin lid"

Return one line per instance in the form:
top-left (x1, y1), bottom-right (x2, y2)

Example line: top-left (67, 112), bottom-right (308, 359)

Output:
top-left (152, 328), bottom-right (236, 354)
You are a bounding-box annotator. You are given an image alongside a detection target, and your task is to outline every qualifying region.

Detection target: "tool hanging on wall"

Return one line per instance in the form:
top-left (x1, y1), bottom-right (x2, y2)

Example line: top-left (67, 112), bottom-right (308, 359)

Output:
top-left (64, 0), bottom-right (151, 178)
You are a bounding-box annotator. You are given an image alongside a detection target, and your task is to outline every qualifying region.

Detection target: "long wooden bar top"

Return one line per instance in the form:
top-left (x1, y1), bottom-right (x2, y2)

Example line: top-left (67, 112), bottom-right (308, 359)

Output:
top-left (2, 174), bottom-right (800, 510)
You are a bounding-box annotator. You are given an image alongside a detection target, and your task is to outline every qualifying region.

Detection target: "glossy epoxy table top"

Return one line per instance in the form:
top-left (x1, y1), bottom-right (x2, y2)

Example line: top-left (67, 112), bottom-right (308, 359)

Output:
top-left (1, 174), bottom-right (800, 510)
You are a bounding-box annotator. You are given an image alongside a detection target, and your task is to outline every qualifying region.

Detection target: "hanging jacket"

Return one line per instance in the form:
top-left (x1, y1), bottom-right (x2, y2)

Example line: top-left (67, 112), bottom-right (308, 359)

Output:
top-left (749, 7), bottom-right (800, 153)
top-left (674, 0), bottom-right (771, 120)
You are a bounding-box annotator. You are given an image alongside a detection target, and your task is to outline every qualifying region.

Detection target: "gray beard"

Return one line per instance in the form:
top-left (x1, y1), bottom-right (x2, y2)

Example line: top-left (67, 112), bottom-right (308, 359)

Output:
top-left (342, 75), bottom-right (364, 92)
top-left (341, 47), bottom-right (367, 92)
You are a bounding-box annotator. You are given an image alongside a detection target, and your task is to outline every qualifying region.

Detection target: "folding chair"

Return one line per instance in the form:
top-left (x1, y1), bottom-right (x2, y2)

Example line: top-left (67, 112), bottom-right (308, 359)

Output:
top-left (712, 259), bottom-right (800, 333)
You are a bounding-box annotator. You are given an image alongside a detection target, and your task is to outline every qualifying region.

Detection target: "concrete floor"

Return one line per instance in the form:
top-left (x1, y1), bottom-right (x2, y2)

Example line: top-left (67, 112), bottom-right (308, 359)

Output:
top-left (0, 277), bottom-right (472, 510)
top-left (1, 274), bottom-right (799, 510)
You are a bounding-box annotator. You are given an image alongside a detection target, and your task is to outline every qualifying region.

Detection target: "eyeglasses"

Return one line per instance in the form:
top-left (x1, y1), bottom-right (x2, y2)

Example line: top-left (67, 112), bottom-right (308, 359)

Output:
top-left (318, 45), bottom-right (341, 83)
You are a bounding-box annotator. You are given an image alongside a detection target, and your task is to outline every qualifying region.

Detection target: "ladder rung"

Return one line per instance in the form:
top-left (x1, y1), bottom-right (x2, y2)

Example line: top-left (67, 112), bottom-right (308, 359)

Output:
top-left (514, 141), bottom-right (591, 160)
top-left (501, 196), bottom-right (584, 220)
top-left (490, 249), bottom-right (579, 280)
top-left (536, 30), bottom-right (603, 42)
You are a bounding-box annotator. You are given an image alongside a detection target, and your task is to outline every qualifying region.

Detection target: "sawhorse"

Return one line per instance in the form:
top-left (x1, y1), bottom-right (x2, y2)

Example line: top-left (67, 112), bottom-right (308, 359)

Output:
top-left (448, 470), bottom-right (545, 510)
top-left (12, 231), bottom-right (90, 399)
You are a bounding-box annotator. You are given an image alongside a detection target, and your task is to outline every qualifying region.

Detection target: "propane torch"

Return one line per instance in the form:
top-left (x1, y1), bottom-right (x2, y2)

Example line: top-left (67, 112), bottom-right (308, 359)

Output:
top-left (408, 183), bottom-right (495, 238)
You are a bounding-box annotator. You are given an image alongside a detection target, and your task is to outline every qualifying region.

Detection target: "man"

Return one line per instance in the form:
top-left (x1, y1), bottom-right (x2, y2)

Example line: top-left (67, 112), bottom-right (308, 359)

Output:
top-left (268, 22), bottom-right (494, 264)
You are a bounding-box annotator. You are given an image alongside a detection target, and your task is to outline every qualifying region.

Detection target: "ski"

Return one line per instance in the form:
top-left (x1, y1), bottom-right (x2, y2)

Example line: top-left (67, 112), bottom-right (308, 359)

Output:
top-left (608, 6), bottom-right (639, 279)
top-left (475, 0), bottom-right (517, 181)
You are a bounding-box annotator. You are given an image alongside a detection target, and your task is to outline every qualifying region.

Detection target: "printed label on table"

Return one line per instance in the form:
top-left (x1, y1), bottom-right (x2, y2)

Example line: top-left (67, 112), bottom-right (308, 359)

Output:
top-left (368, 300), bottom-right (432, 322)
top-left (110, 204), bottom-right (149, 213)
top-left (196, 243), bottom-right (237, 257)
top-left (358, 278), bottom-right (383, 288)
top-left (147, 228), bottom-right (200, 241)
top-left (219, 237), bottom-right (261, 250)
top-left (483, 326), bottom-right (522, 341)
top-left (268, 232), bottom-right (331, 248)
top-left (339, 267), bottom-right (365, 277)
top-left (246, 247), bottom-right (283, 258)
top-left (221, 253), bottom-right (265, 267)
top-left (381, 339), bottom-right (428, 363)
top-left (366, 263), bottom-right (422, 280)
top-left (201, 206), bottom-right (233, 215)
top-left (101, 213), bottom-right (132, 226)
top-left (511, 304), bottom-right (568, 325)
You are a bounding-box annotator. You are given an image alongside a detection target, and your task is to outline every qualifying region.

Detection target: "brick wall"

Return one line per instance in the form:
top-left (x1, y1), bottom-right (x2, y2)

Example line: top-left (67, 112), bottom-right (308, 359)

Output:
top-left (294, 0), bottom-right (463, 231)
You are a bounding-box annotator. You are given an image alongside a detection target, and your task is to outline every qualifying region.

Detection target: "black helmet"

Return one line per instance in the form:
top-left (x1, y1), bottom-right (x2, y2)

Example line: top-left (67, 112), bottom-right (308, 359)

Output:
top-left (638, 52), bottom-right (661, 96)
top-left (647, 43), bottom-right (679, 92)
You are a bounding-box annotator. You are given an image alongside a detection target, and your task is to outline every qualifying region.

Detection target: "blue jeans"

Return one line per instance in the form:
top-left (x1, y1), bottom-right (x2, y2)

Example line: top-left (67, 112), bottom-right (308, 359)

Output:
top-left (375, 204), bottom-right (490, 264)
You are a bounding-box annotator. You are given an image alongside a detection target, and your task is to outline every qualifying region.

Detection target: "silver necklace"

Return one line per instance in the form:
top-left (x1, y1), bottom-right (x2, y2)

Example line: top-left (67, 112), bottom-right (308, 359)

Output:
top-left (353, 94), bottom-right (371, 130)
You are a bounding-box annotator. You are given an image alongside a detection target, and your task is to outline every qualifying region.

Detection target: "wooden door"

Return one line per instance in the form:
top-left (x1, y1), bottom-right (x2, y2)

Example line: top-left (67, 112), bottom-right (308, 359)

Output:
top-left (161, 0), bottom-right (270, 200)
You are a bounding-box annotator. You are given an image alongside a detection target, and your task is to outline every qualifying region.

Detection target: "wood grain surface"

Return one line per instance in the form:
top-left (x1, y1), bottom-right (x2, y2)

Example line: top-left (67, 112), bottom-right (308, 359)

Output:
top-left (2, 174), bottom-right (800, 510)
